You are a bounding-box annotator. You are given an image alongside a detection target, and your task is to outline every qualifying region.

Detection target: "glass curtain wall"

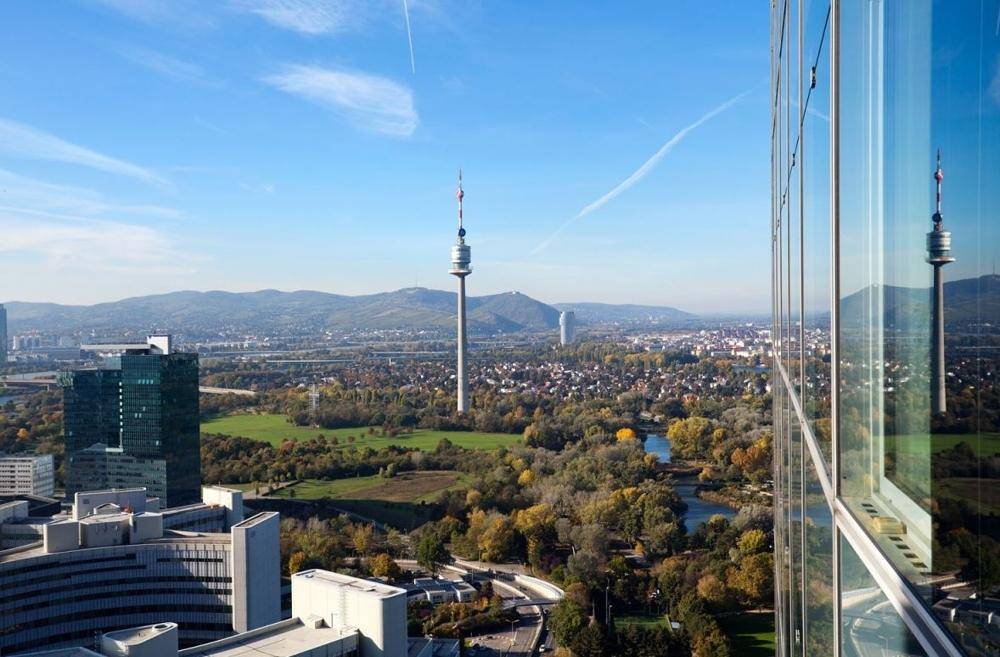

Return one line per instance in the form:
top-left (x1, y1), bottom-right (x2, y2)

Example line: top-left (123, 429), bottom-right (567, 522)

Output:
top-left (775, 0), bottom-right (1000, 655)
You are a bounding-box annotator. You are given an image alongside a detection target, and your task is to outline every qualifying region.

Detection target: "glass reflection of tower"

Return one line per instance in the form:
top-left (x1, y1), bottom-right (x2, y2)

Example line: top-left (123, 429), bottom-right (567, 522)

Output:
top-left (772, 2), bottom-right (1000, 656)
top-left (926, 151), bottom-right (954, 416)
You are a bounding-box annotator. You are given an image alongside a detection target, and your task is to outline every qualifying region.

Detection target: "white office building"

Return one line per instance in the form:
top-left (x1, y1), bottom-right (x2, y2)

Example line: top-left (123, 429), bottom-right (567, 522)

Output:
top-left (0, 486), bottom-right (280, 654)
top-left (17, 569), bottom-right (423, 657)
top-left (0, 454), bottom-right (55, 497)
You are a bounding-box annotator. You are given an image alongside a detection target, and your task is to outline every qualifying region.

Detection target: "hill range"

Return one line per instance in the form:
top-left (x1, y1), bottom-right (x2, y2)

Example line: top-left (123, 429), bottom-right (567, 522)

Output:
top-left (3, 288), bottom-right (694, 335)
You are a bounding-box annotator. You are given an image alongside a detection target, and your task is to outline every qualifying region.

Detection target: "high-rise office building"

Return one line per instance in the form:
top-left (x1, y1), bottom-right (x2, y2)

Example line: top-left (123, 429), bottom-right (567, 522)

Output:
top-left (0, 303), bottom-right (7, 364)
top-left (64, 336), bottom-right (200, 506)
top-left (559, 311), bottom-right (576, 346)
top-left (0, 454), bottom-right (55, 497)
top-left (772, 3), bottom-right (999, 656)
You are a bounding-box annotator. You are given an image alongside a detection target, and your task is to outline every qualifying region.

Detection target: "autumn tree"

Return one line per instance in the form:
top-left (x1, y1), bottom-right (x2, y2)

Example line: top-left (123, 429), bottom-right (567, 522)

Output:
top-left (368, 553), bottom-right (402, 581)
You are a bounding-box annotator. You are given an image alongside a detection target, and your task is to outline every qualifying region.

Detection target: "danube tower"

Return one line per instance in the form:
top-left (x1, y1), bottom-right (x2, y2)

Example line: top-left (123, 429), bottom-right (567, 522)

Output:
top-left (449, 171), bottom-right (472, 413)
top-left (926, 150), bottom-right (955, 416)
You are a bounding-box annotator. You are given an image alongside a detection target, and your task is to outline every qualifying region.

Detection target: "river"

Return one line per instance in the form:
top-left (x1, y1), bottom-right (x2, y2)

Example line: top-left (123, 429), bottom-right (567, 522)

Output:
top-left (644, 434), bottom-right (735, 528)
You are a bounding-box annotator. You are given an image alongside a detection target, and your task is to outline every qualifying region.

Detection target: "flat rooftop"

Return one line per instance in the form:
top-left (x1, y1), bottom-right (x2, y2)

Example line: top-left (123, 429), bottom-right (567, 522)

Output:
top-left (104, 622), bottom-right (177, 645)
top-left (231, 512), bottom-right (277, 529)
top-left (294, 569), bottom-right (406, 598)
top-left (180, 619), bottom-right (356, 657)
top-left (14, 648), bottom-right (102, 657)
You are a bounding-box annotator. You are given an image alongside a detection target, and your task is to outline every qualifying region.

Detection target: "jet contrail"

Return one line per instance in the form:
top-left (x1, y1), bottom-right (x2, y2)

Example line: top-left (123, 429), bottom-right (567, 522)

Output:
top-left (402, 0), bottom-right (416, 74)
top-left (531, 87), bottom-right (754, 255)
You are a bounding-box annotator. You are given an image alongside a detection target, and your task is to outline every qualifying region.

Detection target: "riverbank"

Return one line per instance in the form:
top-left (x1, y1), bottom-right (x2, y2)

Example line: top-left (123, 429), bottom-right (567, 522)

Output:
top-left (698, 482), bottom-right (773, 510)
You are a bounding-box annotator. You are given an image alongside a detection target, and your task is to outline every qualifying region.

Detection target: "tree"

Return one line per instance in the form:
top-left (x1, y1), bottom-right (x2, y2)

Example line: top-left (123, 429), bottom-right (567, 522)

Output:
top-left (667, 417), bottom-right (714, 459)
top-left (288, 551), bottom-right (308, 575)
top-left (735, 528), bottom-right (768, 556)
top-left (416, 534), bottom-right (450, 573)
top-left (616, 427), bottom-right (638, 441)
top-left (729, 552), bottom-right (774, 607)
top-left (696, 573), bottom-right (728, 607)
top-left (549, 599), bottom-right (587, 646)
top-left (571, 622), bottom-right (611, 657)
top-left (479, 516), bottom-right (520, 562)
top-left (352, 524), bottom-right (376, 556)
top-left (368, 553), bottom-right (402, 581)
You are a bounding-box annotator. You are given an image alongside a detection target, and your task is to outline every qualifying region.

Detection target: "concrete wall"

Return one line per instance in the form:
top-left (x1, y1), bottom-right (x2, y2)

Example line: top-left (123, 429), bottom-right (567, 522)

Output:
top-left (201, 486), bottom-right (244, 529)
top-left (292, 570), bottom-right (406, 657)
top-left (74, 489), bottom-right (148, 519)
top-left (101, 623), bottom-right (178, 657)
top-left (0, 500), bottom-right (29, 524)
top-left (129, 513), bottom-right (163, 543)
top-left (231, 512), bottom-right (281, 633)
top-left (43, 520), bottom-right (79, 553)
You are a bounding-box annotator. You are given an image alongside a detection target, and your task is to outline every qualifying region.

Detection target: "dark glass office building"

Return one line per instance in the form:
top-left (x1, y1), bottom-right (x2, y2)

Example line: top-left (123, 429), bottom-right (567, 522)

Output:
top-left (64, 341), bottom-right (200, 506)
top-left (773, 1), bottom-right (1000, 655)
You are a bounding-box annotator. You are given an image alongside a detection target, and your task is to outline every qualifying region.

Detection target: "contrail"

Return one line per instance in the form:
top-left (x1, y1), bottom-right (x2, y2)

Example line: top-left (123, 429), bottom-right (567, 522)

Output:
top-left (402, 0), bottom-right (416, 74)
top-left (531, 87), bottom-right (754, 255)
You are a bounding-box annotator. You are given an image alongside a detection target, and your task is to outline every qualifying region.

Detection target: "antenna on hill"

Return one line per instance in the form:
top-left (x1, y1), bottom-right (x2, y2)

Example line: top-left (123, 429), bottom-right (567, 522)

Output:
top-left (308, 383), bottom-right (320, 426)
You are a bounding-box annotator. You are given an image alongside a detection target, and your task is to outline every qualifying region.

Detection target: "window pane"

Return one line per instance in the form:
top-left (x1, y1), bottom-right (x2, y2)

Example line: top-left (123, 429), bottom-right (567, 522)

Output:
top-left (802, 0), bottom-right (832, 463)
top-left (838, 0), bottom-right (934, 597)
top-left (804, 453), bottom-right (833, 655)
top-left (841, 535), bottom-right (929, 657)
top-left (839, 2), bottom-right (1000, 653)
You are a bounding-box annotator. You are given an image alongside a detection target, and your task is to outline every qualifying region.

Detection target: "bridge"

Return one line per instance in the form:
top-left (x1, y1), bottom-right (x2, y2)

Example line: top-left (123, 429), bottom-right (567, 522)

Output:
top-left (502, 598), bottom-right (559, 609)
top-left (2, 373), bottom-right (255, 397)
top-left (199, 386), bottom-right (256, 397)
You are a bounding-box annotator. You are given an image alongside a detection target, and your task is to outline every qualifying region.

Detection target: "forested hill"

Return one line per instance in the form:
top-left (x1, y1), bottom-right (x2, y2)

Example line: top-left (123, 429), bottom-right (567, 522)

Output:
top-left (3, 288), bottom-right (561, 335)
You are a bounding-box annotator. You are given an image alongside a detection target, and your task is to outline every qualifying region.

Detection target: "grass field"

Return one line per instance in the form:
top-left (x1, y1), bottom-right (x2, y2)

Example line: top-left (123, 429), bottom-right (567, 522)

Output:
top-left (616, 614), bottom-right (670, 629)
top-left (718, 612), bottom-right (775, 657)
top-left (885, 432), bottom-right (1000, 457)
top-left (271, 471), bottom-right (470, 503)
top-left (201, 413), bottom-right (520, 450)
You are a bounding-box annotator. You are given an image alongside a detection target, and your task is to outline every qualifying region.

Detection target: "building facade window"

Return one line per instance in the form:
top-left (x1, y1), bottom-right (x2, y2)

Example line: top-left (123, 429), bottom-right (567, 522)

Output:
top-left (773, 1), bottom-right (999, 655)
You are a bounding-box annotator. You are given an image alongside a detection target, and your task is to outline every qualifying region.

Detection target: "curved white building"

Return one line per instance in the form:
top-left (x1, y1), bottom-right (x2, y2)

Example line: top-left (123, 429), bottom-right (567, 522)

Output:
top-left (0, 487), bottom-right (279, 655)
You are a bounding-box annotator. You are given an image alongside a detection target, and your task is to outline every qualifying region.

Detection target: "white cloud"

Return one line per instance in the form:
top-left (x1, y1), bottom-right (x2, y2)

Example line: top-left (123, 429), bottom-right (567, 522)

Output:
top-left (232, 0), bottom-right (358, 34)
top-left (263, 64), bottom-right (418, 137)
top-left (0, 169), bottom-right (181, 220)
top-left (117, 45), bottom-right (212, 85)
top-left (0, 118), bottom-right (169, 185)
top-left (93, 0), bottom-right (217, 29)
top-left (0, 208), bottom-right (192, 274)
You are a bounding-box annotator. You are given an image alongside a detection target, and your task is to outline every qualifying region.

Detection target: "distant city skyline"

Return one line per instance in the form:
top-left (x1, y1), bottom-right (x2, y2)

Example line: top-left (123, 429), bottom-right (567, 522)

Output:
top-left (0, 1), bottom-right (769, 313)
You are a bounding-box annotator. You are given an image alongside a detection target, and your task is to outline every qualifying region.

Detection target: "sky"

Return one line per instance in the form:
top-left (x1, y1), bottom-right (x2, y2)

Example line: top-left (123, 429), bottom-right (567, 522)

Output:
top-left (0, 0), bottom-right (770, 314)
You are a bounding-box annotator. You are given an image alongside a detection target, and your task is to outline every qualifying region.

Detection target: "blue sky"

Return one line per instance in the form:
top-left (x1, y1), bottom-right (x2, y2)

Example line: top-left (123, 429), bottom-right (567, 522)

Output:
top-left (0, 0), bottom-right (770, 313)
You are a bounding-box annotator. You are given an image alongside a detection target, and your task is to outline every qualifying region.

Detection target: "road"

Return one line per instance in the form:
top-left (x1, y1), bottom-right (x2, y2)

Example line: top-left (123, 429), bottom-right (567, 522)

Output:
top-left (397, 560), bottom-right (547, 656)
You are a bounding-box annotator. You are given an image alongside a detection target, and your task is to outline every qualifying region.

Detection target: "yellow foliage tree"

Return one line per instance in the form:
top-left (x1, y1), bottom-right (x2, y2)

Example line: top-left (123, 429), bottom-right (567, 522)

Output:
top-left (517, 469), bottom-right (536, 486)
top-left (615, 427), bottom-right (638, 441)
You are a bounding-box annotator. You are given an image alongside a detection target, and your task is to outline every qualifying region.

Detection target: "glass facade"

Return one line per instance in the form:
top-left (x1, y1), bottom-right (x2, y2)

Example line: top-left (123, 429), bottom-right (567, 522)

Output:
top-left (772, 1), bottom-right (999, 655)
top-left (64, 352), bottom-right (200, 506)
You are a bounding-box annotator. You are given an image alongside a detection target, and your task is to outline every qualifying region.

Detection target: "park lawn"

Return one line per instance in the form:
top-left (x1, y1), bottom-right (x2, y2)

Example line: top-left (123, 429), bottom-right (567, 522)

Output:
top-left (616, 614), bottom-right (671, 629)
top-left (885, 432), bottom-right (1000, 457)
top-left (718, 612), bottom-right (775, 657)
top-left (201, 413), bottom-right (520, 451)
top-left (271, 471), bottom-right (471, 503)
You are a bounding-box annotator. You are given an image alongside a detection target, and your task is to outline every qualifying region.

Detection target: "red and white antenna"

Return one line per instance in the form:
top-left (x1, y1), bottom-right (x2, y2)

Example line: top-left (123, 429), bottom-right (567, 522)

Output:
top-left (933, 149), bottom-right (944, 225)
top-left (457, 169), bottom-right (465, 231)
